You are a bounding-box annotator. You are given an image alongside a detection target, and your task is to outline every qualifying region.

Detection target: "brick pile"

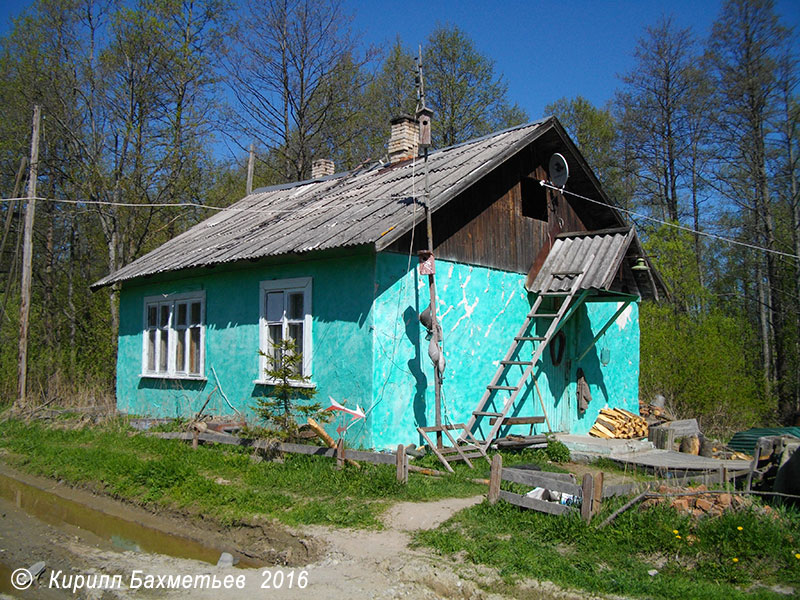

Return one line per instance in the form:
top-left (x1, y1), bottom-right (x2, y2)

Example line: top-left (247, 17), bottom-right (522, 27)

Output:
top-left (640, 484), bottom-right (777, 519)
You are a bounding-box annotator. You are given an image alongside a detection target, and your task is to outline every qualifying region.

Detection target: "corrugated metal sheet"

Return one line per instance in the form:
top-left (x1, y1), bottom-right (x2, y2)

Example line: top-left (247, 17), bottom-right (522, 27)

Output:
top-left (94, 119), bottom-right (564, 288)
top-left (527, 228), bottom-right (634, 294)
top-left (728, 427), bottom-right (800, 455)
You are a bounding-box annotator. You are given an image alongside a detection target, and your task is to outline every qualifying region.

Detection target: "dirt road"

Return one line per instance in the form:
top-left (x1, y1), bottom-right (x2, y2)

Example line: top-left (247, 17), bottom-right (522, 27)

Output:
top-left (0, 466), bottom-right (587, 600)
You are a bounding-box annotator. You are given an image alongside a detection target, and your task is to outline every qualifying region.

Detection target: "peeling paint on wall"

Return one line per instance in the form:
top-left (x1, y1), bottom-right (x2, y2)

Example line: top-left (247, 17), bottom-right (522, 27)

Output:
top-left (616, 302), bottom-right (633, 331)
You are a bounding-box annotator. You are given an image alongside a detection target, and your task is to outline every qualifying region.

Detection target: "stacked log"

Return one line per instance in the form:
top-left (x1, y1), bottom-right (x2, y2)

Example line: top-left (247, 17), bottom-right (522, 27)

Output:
top-left (639, 401), bottom-right (675, 427)
top-left (589, 408), bottom-right (648, 439)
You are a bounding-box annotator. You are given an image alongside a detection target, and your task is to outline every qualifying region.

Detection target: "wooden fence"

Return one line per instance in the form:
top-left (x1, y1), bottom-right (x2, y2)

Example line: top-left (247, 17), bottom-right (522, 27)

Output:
top-left (487, 454), bottom-right (635, 521)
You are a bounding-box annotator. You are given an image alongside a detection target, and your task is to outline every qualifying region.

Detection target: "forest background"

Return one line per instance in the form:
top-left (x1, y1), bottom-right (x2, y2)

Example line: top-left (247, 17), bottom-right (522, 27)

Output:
top-left (0, 0), bottom-right (798, 438)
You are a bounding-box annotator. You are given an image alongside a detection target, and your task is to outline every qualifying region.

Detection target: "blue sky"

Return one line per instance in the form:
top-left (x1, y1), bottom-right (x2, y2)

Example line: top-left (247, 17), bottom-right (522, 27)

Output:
top-left (1, 0), bottom-right (798, 132)
top-left (348, 0), bottom-right (800, 121)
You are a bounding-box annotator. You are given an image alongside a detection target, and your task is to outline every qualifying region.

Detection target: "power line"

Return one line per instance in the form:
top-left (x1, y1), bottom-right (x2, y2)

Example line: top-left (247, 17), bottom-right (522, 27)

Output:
top-left (539, 181), bottom-right (800, 260)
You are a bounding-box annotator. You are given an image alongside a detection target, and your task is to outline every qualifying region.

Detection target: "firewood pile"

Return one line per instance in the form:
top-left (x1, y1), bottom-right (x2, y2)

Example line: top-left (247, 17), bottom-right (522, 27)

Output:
top-left (589, 408), bottom-right (649, 439)
top-left (641, 484), bottom-right (777, 519)
top-left (639, 400), bottom-right (675, 426)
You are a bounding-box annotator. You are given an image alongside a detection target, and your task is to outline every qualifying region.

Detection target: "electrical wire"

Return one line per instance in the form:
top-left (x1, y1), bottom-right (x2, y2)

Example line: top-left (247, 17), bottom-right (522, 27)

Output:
top-left (538, 181), bottom-right (800, 260)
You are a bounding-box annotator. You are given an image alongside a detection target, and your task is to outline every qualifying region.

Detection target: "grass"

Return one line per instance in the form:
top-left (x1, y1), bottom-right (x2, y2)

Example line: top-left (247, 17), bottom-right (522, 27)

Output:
top-left (415, 494), bottom-right (800, 600)
top-left (0, 417), bottom-right (485, 528)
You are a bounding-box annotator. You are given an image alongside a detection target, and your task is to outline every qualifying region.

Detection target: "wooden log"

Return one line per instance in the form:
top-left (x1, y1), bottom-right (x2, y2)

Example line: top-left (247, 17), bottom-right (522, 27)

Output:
top-left (307, 418), bottom-right (360, 469)
top-left (581, 474), bottom-right (594, 523)
top-left (488, 454), bottom-right (502, 505)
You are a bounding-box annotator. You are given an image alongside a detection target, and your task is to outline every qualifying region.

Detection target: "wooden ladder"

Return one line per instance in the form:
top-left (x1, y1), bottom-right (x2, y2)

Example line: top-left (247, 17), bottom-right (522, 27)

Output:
top-left (459, 265), bottom-right (591, 453)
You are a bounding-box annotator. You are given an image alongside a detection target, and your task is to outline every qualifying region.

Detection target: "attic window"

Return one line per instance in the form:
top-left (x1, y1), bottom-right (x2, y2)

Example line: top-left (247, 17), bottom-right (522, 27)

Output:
top-left (521, 177), bottom-right (548, 221)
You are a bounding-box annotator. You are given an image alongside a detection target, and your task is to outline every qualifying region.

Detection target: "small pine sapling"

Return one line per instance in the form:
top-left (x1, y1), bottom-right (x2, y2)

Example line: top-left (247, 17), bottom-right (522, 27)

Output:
top-left (255, 339), bottom-right (329, 439)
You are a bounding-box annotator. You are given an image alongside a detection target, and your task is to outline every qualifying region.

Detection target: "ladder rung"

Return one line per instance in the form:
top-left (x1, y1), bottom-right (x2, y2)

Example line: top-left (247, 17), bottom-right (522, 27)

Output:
top-left (488, 385), bottom-right (517, 391)
top-left (532, 312), bottom-right (558, 318)
top-left (501, 360), bottom-right (533, 365)
top-left (540, 291), bottom-right (569, 297)
top-left (473, 411), bottom-right (503, 417)
top-left (515, 336), bottom-right (546, 342)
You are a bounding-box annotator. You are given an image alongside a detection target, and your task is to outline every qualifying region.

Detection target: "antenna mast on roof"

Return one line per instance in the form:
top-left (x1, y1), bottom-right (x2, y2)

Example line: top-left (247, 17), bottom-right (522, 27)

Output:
top-left (414, 47), bottom-right (444, 448)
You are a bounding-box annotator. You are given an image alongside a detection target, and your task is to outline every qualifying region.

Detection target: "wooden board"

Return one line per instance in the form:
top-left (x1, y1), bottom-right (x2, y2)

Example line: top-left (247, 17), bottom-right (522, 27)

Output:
top-left (501, 468), bottom-right (581, 496)
top-left (499, 490), bottom-right (573, 515)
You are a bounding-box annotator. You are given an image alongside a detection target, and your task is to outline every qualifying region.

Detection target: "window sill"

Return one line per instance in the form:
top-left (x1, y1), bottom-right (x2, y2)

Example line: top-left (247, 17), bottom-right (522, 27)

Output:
top-left (253, 379), bottom-right (316, 389)
top-left (140, 373), bottom-right (207, 382)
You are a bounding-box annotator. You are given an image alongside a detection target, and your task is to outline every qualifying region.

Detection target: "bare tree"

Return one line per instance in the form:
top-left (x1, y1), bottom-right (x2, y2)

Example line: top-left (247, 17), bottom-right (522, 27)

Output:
top-left (227, 0), bottom-right (368, 182)
top-left (707, 0), bottom-right (792, 418)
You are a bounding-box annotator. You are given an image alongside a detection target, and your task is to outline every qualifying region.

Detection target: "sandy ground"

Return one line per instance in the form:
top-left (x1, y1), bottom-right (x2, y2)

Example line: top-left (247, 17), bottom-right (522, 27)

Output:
top-left (0, 465), bottom-right (599, 600)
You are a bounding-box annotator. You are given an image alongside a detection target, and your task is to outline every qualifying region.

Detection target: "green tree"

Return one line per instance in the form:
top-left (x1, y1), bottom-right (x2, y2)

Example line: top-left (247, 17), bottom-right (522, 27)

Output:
top-left (254, 339), bottom-right (327, 439)
top-left (423, 24), bottom-right (527, 147)
top-left (640, 226), bottom-right (768, 435)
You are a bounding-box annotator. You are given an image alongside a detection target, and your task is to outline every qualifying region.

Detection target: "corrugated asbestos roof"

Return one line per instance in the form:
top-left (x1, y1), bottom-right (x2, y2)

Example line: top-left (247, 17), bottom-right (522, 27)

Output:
top-left (527, 228), bottom-right (635, 294)
top-left (93, 119), bottom-right (558, 288)
top-left (728, 427), bottom-right (800, 455)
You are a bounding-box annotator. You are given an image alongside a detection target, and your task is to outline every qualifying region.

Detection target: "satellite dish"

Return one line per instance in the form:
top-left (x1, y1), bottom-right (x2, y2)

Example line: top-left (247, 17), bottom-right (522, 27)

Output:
top-left (548, 153), bottom-right (569, 188)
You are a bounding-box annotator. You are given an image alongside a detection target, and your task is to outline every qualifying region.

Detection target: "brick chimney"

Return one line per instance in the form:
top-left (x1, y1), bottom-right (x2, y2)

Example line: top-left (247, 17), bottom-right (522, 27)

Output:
top-left (388, 115), bottom-right (419, 164)
top-left (311, 158), bottom-right (335, 179)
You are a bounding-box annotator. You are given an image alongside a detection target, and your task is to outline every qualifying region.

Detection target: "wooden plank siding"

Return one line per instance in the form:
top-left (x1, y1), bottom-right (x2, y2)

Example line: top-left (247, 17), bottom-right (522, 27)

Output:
top-left (387, 144), bottom-right (588, 274)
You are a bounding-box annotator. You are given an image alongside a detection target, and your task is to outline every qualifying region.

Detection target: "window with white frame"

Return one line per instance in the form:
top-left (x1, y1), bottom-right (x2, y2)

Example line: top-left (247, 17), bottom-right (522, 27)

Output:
top-left (259, 278), bottom-right (312, 383)
top-left (143, 293), bottom-right (205, 378)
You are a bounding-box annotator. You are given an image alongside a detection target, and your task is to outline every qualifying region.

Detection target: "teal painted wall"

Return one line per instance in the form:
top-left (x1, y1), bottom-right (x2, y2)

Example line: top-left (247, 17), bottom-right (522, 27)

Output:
top-left (364, 253), bottom-right (641, 448)
top-left (116, 254), bottom-right (377, 448)
top-left (116, 250), bottom-right (641, 449)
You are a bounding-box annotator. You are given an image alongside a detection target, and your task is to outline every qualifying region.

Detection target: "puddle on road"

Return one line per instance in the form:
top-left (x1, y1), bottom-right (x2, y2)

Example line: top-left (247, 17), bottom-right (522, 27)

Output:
top-left (0, 471), bottom-right (242, 568)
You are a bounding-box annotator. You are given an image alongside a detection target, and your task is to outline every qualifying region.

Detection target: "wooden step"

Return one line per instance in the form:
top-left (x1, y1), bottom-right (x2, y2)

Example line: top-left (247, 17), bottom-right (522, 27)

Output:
top-left (515, 336), bottom-right (546, 342)
top-left (531, 312), bottom-right (558, 318)
top-left (487, 385), bottom-right (517, 391)
top-left (473, 411), bottom-right (503, 417)
top-left (500, 360), bottom-right (533, 366)
top-left (488, 416), bottom-right (546, 425)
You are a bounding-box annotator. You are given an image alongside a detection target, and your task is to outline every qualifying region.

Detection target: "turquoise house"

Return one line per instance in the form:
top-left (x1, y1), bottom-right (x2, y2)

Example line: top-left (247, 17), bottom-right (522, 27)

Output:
top-left (94, 118), bottom-right (662, 451)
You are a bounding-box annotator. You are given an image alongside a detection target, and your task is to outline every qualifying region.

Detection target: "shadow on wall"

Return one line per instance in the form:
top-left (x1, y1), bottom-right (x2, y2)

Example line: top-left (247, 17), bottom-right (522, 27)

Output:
top-left (403, 300), bottom-right (429, 444)
top-left (573, 304), bottom-right (608, 426)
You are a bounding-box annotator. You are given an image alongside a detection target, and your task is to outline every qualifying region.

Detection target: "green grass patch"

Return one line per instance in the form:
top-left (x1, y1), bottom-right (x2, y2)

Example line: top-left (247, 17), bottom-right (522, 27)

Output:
top-left (415, 496), bottom-right (800, 599)
top-left (0, 418), bottom-right (484, 528)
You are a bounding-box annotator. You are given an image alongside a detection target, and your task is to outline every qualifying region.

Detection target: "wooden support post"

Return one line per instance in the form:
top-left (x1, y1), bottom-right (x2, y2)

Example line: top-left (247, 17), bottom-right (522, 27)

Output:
top-left (396, 444), bottom-right (408, 484)
top-left (488, 454), bottom-right (502, 505)
top-left (16, 105), bottom-right (41, 411)
top-left (192, 429), bottom-right (199, 450)
top-left (581, 473), bottom-right (594, 523)
top-left (746, 443), bottom-right (762, 492)
top-left (592, 471), bottom-right (604, 517)
top-left (336, 438), bottom-right (345, 470)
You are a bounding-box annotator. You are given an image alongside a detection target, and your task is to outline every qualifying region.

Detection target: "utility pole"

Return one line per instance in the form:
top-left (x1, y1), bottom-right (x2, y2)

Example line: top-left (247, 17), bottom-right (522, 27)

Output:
top-left (17, 105), bottom-right (41, 411)
top-left (246, 143), bottom-right (255, 195)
